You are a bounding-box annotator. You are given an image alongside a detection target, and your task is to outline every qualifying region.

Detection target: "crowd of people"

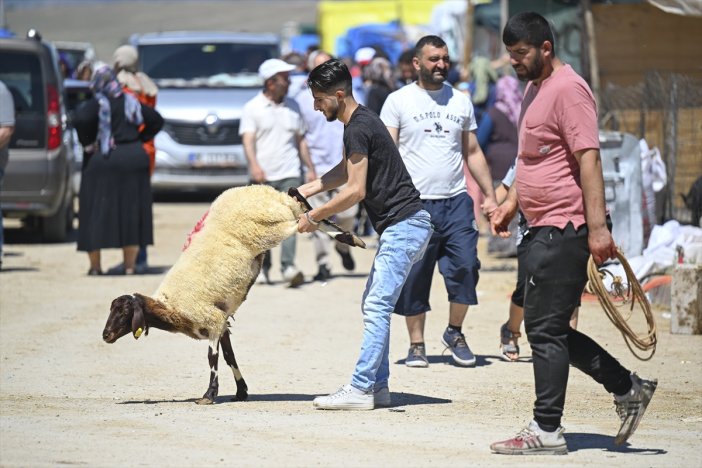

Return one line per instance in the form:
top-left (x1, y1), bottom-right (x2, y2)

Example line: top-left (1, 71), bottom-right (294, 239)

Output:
top-left (50, 10), bottom-right (658, 456)
top-left (276, 11), bottom-right (655, 456)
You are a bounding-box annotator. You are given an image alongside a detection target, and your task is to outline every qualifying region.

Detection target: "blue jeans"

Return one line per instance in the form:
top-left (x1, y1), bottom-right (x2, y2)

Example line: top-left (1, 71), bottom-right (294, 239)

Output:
top-left (351, 210), bottom-right (433, 392)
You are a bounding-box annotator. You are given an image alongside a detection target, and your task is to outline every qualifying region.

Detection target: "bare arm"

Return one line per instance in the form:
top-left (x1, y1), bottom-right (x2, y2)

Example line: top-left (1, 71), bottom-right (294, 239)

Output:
top-left (386, 126), bottom-right (399, 145)
top-left (575, 148), bottom-right (618, 264)
top-left (490, 183), bottom-right (518, 237)
top-left (297, 152), bottom-right (367, 232)
top-left (296, 135), bottom-right (317, 182)
top-left (494, 183), bottom-right (509, 204)
top-left (463, 130), bottom-right (498, 215)
top-left (242, 132), bottom-right (265, 183)
top-left (0, 126), bottom-right (14, 148)
top-left (297, 153), bottom-right (349, 199)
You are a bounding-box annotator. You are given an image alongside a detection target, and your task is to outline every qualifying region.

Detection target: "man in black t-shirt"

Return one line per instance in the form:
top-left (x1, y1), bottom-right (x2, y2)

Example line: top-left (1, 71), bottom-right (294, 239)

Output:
top-left (296, 59), bottom-right (433, 410)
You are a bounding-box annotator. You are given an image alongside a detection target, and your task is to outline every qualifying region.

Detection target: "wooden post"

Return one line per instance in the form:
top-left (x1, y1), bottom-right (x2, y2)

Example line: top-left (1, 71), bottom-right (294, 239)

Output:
top-left (582, 0), bottom-right (601, 109)
top-left (462, 0), bottom-right (475, 81)
top-left (500, 0), bottom-right (508, 35)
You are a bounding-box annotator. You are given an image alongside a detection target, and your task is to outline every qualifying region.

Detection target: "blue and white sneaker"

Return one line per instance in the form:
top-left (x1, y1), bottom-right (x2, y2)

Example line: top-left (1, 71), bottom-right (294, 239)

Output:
top-left (442, 328), bottom-right (476, 367)
top-left (405, 344), bottom-right (429, 368)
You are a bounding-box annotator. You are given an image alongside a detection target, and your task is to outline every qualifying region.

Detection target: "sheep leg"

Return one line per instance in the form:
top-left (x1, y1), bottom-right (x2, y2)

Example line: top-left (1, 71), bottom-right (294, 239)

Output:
top-left (196, 337), bottom-right (221, 405)
top-left (220, 329), bottom-right (248, 401)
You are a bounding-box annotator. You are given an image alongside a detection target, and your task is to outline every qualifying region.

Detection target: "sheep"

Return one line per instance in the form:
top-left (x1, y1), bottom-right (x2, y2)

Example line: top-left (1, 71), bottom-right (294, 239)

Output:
top-left (102, 184), bottom-right (305, 404)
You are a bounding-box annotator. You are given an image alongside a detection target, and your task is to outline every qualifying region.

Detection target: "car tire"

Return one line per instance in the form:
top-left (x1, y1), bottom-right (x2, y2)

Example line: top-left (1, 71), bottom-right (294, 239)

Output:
top-left (42, 185), bottom-right (75, 243)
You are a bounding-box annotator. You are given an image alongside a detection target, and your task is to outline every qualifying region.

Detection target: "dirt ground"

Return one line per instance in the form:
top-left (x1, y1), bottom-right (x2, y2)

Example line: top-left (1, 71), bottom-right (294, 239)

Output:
top-left (2, 2), bottom-right (700, 466)
top-left (1, 198), bottom-right (700, 468)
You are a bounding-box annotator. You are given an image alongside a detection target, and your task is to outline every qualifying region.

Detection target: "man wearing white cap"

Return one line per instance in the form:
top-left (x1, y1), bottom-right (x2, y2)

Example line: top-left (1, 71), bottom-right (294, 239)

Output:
top-left (239, 58), bottom-right (317, 287)
top-left (351, 47), bottom-right (376, 106)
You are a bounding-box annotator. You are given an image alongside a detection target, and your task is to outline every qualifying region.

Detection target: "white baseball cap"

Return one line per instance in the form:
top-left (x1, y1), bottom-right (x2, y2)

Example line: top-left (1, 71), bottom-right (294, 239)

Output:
top-left (258, 58), bottom-right (296, 81)
top-left (354, 47), bottom-right (376, 66)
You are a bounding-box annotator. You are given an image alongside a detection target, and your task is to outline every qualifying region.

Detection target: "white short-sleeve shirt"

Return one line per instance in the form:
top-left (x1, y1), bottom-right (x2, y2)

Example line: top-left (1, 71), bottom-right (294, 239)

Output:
top-left (239, 92), bottom-right (306, 181)
top-left (380, 82), bottom-right (476, 199)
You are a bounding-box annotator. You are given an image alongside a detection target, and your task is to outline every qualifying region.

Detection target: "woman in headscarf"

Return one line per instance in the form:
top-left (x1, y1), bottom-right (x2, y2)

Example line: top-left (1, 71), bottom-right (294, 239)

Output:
top-left (113, 44), bottom-right (159, 272)
top-left (363, 56), bottom-right (396, 116)
top-left (73, 66), bottom-right (163, 275)
top-left (476, 75), bottom-right (522, 184)
top-left (112, 45), bottom-right (158, 174)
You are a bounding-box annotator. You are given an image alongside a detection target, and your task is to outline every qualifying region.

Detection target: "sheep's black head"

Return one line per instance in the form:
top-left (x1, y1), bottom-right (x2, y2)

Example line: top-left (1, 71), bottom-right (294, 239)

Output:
top-left (103, 294), bottom-right (148, 343)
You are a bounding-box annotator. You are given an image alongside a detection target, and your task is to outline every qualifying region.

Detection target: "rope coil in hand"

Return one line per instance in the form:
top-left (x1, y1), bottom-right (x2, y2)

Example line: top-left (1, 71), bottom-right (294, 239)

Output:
top-left (586, 250), bottom-right (658, 361)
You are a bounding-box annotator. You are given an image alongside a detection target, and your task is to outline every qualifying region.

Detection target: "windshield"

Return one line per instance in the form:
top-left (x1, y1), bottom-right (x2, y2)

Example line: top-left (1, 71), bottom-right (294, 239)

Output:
top-left (139, 42), bottom-right (278, 88)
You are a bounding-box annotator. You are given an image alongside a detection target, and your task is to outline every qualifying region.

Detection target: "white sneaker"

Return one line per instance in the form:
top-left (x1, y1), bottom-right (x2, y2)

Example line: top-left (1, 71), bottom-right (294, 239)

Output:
top-left (374, 386), bottom-right (391, 408)
top-left (313, 384), bottom-right (374, 410)
top-left (490, 420), bottom-right (567, 455)
top-left (282, 265), bottom-right (304, 288)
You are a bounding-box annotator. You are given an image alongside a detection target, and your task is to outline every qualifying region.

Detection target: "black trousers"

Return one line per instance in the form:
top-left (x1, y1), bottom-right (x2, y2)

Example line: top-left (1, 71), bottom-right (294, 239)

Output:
top-left (523, 222), bottom-right (632, 432)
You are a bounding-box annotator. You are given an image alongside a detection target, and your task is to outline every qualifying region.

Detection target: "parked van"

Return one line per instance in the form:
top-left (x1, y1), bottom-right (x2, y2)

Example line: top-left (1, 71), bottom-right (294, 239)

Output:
top-left (130, 31), bottom-right (280, 192)
top-left (0, 32), bottom-right (76, 242)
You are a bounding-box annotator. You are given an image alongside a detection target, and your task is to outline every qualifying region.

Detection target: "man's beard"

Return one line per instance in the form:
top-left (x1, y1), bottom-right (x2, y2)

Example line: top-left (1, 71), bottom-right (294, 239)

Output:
top-left (325, 102), bottom-right (339, 122)
top-left (419, 66), bottom-right (446, 86)
top-left (515, 51), bottom-right (544, 82)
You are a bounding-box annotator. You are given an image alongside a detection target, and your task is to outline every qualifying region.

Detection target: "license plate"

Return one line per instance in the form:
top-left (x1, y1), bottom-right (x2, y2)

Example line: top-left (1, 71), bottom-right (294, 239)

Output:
top-left (189, 152), bottom-right (245, 168)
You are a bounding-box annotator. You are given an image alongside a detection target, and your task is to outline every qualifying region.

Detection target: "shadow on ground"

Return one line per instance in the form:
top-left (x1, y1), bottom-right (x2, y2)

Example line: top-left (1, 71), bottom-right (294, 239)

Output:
top-left (565, 432), bottom-right (667, 454)
top-left (395, 354), bottom-right (528, 367)
top-left (117, 391), bottom-right (452, 408)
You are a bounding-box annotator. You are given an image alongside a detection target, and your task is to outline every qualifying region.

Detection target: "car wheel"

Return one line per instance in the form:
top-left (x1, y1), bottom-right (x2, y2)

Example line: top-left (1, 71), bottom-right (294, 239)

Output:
top-left (42, 186), bottom-right (75, 243)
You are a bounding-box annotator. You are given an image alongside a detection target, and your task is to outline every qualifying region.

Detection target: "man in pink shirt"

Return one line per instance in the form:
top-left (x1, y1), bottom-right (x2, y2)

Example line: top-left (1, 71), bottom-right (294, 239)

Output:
top-left (489, 11), bottom-right (657, 455)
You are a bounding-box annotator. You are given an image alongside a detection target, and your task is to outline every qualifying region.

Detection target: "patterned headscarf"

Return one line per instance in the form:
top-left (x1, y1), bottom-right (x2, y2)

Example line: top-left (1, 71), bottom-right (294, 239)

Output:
top-left (363, 57), bottom-right (395, 90)
top-left (90, 65), bottom-right (143, 155)
top-left (494, 75), bottom-right (522, 127)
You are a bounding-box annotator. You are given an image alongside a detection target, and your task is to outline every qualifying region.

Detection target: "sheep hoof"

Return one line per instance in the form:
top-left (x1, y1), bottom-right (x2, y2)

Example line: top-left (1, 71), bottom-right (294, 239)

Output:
top-left (195, 397), bottom-right (214, 405)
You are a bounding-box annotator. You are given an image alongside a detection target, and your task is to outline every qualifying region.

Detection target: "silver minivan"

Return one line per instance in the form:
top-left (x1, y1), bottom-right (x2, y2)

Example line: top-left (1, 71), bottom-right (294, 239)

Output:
top-left (130, 31), bottom-right (280, 192)
top-left (0, 34), bottom-right (76, 242)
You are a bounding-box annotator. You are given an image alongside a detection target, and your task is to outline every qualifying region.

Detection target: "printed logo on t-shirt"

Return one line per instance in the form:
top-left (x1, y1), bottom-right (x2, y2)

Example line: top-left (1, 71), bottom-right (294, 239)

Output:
top-left (412, 111), bottom-right (463, 139)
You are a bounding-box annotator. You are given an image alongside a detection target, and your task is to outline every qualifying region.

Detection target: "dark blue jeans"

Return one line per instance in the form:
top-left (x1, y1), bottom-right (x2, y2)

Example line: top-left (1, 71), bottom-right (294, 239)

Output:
top-left (523, 222), bottom-right (631, 432)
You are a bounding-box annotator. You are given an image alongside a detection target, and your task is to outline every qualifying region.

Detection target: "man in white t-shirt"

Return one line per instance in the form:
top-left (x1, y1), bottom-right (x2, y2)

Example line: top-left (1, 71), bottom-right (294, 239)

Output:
top-left (380, 35), bottom-right (497, 367)
top-left (239, 59), bottom-right (317, 287)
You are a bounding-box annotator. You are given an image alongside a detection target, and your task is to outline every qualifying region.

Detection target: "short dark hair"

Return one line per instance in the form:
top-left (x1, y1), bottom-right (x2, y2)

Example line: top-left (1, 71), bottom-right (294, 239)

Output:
top-left (398, 48), bottom-right (414, 65)
top-left (307, 58), bottom-right (353, 95)
top-left (414, 35), bottom-right (447, 58)
top-left (503, 11), bottom-right (556, 55)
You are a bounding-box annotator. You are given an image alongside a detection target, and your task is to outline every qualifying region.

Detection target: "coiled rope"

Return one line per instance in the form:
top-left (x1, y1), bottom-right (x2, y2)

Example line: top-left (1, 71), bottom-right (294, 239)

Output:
top-left (586, 250), bottom-right (658, 361)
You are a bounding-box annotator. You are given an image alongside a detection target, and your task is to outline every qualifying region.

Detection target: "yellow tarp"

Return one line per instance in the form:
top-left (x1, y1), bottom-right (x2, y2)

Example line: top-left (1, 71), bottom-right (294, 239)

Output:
top-left (318, 0), bottom-right (445, 55)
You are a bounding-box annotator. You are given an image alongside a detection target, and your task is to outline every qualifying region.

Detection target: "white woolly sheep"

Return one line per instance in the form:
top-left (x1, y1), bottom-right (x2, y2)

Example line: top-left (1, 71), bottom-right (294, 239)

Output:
top-left (102, 184), bottom-right (305, 404)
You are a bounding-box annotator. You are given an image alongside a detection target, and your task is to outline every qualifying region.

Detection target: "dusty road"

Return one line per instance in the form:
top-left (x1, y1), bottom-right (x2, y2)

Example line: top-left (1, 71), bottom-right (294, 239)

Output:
top-left (1, 198), bottom-right (700, 467)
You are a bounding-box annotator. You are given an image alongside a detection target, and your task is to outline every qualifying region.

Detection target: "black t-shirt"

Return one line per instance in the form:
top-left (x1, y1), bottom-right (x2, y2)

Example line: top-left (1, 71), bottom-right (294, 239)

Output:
top-left (344, 105), bottom-right (423, 234)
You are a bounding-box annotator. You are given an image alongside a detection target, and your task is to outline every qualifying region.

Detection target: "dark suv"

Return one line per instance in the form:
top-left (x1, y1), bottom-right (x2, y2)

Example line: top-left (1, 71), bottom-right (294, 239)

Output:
top-left (0, 32), bottom-right (75, 242)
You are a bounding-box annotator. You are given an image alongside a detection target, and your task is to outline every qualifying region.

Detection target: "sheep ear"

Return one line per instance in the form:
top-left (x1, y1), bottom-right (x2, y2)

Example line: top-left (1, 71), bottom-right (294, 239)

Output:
top-left (130, 295), bottom-right (146, 340)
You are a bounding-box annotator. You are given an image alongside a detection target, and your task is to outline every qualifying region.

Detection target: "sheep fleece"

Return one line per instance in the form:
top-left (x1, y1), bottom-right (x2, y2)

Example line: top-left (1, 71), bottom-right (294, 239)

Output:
top-left (152, 184), bottom-right (305, 338)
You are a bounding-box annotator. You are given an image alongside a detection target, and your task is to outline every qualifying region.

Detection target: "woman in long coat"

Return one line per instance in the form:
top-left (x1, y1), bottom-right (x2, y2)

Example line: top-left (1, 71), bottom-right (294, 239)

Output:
top-left (74, 66), bottom-right (163, 275)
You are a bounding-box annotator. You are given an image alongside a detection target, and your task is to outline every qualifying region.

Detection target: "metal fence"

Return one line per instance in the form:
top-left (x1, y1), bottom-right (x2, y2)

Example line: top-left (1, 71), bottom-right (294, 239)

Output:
top-left (599, 72), bottom-right (702, 225)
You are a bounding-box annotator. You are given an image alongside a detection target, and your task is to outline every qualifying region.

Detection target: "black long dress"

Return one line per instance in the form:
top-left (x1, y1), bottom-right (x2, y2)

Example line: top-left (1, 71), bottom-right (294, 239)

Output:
top-left (73, 95), bottom-right (163, 252)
